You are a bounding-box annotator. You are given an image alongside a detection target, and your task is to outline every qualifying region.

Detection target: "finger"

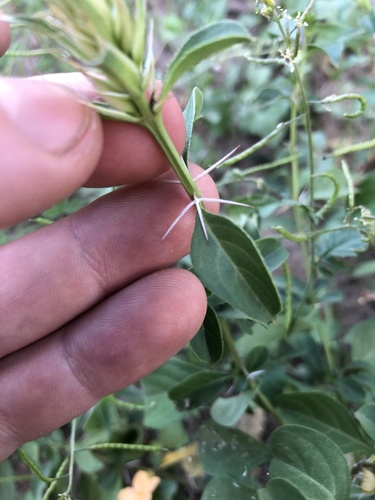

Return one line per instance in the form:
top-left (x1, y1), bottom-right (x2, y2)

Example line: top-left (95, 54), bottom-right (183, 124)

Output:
top-left (0, 164), bottom-right (218, 357)
top-left (34, 73), bottom-right (186, 186)
top-left (0, 16), bottom-right (10, 56)
top-left (0, 268), bottom-right (206, 460)
top-left (86, 92), bottom-right (186, 187)
top-left (0, 78), bottom-right (103, 227)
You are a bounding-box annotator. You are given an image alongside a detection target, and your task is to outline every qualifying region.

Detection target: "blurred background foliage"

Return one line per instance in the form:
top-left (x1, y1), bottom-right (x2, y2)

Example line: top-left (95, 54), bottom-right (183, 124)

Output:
top-left (2, 0), bottom-right (375, 499)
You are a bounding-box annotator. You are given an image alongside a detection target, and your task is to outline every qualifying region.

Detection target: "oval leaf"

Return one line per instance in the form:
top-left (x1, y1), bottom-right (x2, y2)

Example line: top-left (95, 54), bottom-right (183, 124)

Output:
top-left (260, 425), bottom-right (351, 500)
top-left (278, 391), bottom-right (372, 453)
top-left (191, 210), bottom-right (281, 324)
top-left (161, 20), bottom-right (250, 100)
top-left (190, 305), bottom-right (223, 364)
top-left (197, 422), bottom-right (271, 482)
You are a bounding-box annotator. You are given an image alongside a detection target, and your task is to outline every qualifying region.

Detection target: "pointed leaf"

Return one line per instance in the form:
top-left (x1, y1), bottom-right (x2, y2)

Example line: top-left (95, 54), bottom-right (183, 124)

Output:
top-left (260, 425), bottom-right (351, 500)
top-left (141, 358), bottom-right (202, 428)
top-left (161, 20), bottom-right (250, 100)
top-left (183, 86), bottom-right (203, 163)
top-left (191, 210), bottom-right (281, 324)
top-left (257, 478), bottom-right (306, 500)
top-left (210, 390), bottom-right (254, 427)
top-left (168, 371), bottom-right (232, 410)
top-left (278, 391), bottom-right (372, 453)
top-left (245, 345), bottom-right (269, 373)
top-left (190, 305), bottom-right (223, 364)
top-left (257, 238), bottom-right (288, 271)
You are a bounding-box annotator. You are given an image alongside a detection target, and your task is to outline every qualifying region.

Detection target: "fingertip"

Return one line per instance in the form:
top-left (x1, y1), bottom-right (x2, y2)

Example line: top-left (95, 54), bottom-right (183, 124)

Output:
top-left (85, 92), bottom-right (186, 187)
top-left (161, 92), bottom-right (186, 156)
top-left (0, 79), bottom-right (103, 227)
top-left (0, 17), bottom-right (11, 56)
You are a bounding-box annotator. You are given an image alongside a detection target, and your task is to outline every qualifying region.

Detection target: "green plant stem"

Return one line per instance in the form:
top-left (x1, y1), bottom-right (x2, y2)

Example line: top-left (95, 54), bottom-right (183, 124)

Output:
top-left (60, 418), bottom-right (77, 499)
top-left (273, 2), bottom-right (336, 374)
top-left (108, 394), bottom-right (146, 411)
top-left (221, 320), bottom-right (284, 424)
top-left (283, 261), bottom-right (292, 337)
top-left (78, 443), bottom-right (166, 452)
top-left (219, 115), bottom-right (304, 168)
top-left (18, 448), bottom-right (53, 484)
top-left (248, 379), bottom-right (285, 425)
top-left (144, 112), bottom-right (201, 199)
top-left (293, 65), bottom-right (316, 292)
top-left (318, 307), bottom-right (335, 374)
top-left (221, 320), bottom-right (244, 374)
top-left (96, 62), bottom-right (201, 200)
top-left (332, 137), bottom-right (375, 157)
top-left (290, 102), bottom-right (300, 205)
top-left (42, 457), bottom-right (69, 500)
top-left (289, 100), bottom-right (310, 276)
top-left (0, 475), bottom-right (33, 483)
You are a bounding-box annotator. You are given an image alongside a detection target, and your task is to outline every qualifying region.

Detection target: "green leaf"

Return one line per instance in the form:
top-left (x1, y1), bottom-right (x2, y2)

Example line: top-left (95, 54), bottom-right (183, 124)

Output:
top-left (353, 260), bottom-right (375, 277)
top-left (357, 171), bottom-right (375, 211)
top-left (245, 345), bottom-right (269, 373)
top-left (0, 461), bottom-right (16, 500)
top-left (259, 425), bottom-right (351, 500)
top-left (210, 391), bottom-right (254, 427)
top-left (315, 227), bottom-right (368, 261)
top-left (75, 450), bottom-right (104, 473)
top-left (202, 476), bottom-right (257, 499)
top-left (169, 371), bottom-right (232, 410)
top-left (355, 403), bottom-right (375, 441)
top-left (257, 238), bottom-right (289, 271)
top-left (309, 23), bottom-right (357, 66)
top-left (346, 319), bottom-right (375, 364)
top-left (278, 391), bottom-right (372, 453)
top-left (141, 358), bottom-right (202, 428)
top-left (255, 88), bottom-right (283, 105)
top-left (190, 305), bottom-right (223, 364)
top-left (257, 478), bottom-right (306, 500)
top-left (191, 210), bottom-right (281, 324)
top-left (142, 358), bottom-right (202, 396)
top-left (197, 422), bottom-right (271, 484)
top-left (183, 86), bottom-right (203, 163)
top-left (160, 20), bottom-right (250, 100)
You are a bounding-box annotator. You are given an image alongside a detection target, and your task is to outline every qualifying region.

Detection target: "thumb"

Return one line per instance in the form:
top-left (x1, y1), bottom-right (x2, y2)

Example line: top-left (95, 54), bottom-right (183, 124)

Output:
top-left (0, 78), bottom-right (103, 228)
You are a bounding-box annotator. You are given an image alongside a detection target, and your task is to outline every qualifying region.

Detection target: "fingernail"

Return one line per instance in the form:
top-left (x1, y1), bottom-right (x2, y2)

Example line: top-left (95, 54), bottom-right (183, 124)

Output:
top-left (0, 78), bottom-right (92, 154)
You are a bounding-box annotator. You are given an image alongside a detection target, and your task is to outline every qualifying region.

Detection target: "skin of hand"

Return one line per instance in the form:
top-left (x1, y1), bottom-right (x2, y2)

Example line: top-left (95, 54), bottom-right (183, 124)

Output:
top-left (0, 21), bottom-right (218, 460)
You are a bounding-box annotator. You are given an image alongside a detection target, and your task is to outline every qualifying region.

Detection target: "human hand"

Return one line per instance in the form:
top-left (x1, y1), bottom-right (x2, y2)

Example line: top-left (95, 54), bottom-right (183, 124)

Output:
top-left (0, 22), bottom-right (218, 461)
